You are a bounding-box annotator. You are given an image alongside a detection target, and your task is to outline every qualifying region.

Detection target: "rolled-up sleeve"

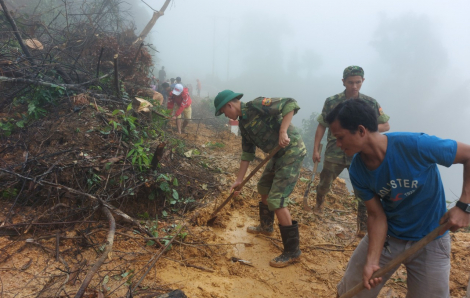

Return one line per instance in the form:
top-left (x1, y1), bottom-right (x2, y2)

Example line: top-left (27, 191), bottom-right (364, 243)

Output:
top-left (316, 114), bottom-right (327, 127)
top-left (281, 101), bottom-right (300, 117)
top-left (374, 101), bottom-right (390, 124)
top-left (317, 99), bottom-right (330, 127)
top-left (254, 97), bottom-right (300, 117)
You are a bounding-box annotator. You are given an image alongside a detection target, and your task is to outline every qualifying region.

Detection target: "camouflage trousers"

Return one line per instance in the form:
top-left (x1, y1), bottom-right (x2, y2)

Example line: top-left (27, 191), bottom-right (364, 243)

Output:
top-left (316, 161), bottom-right (367, 232)
top-left (257, 152), bottom-right (306, 211)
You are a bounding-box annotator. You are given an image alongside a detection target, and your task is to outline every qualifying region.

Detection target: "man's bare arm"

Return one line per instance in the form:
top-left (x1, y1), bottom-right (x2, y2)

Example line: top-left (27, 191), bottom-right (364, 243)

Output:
top-left (440, 142), bottom-right (470, 232)
top-left (279, 111), bottom-right (294, 148)
top-left (230, 160), bottom-right (250, 196)
top-left (363, 196), bottom-right (388, 290)
top-left (313, 124), bottom-right (327, 163)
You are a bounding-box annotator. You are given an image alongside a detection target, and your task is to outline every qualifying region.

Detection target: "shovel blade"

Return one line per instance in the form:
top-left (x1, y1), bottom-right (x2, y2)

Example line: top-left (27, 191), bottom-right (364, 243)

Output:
top-left (207, 216), bottom-right (217, 226)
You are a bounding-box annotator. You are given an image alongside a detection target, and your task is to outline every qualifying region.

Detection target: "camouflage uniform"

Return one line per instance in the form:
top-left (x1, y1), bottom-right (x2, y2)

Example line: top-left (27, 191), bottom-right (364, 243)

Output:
top-left (239, 97), bottom-right (307, 211)
top-left (316, 91), bottom-right (390, 229)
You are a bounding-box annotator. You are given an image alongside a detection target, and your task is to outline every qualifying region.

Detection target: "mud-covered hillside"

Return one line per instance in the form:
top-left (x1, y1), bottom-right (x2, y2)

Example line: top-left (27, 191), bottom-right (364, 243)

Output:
top-left (1, 97), bottom-right (470, 298)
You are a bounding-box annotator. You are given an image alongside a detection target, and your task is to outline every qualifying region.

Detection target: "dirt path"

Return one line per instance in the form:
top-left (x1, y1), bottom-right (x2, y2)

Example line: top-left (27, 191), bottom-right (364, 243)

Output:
top-left (157, 209), bottom-right (334, 297)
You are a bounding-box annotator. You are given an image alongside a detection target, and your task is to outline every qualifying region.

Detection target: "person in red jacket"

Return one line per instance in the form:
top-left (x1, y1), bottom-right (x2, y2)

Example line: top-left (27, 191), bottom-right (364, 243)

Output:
top-left (167, 83), bottom-right (192, 134)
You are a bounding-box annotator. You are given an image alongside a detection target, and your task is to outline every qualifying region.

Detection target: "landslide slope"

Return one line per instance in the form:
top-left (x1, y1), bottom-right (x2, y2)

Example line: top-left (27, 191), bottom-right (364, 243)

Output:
top-left (1, 98), bottom-right (469, 298)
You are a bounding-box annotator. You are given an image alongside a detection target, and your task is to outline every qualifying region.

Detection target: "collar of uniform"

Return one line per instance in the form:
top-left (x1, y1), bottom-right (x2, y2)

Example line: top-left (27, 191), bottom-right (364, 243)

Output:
top-left (239, 102), bottom-right (248, 120)
top-left (342, 90), bottom-right (362, 100)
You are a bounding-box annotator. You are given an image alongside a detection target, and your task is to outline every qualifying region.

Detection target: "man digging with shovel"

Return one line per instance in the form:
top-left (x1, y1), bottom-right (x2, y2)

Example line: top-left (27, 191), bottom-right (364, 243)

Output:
top-left (328, 99), bottom-right (470, 298)
top-left (214, 90), bottom-right (306, 267)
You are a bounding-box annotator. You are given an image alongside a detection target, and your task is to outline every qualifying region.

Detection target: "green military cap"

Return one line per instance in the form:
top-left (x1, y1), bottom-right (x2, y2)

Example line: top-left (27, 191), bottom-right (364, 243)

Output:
top-left (213, 89), bottom-right (243, 116)
top-left (343, 65), bottom-right (364, 79)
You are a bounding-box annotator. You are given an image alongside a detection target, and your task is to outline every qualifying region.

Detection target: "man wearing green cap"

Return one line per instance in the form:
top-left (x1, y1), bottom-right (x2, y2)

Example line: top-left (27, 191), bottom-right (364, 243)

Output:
top-left (312, 66), bottom-right (391, 237)
top-left (214, 90), bottom-right (306, 268)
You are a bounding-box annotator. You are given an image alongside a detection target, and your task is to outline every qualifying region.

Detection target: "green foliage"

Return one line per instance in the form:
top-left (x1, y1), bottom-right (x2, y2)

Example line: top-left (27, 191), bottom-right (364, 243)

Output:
top-left (110, 104), bottom-right (138, 138)
top-left (154, 173), bottom-right (194, 214)
top-left (205, 141), bottom-right (225, 149)
top-left (169, 138), bottom-right (186, 155)
top-left (4, 82), bottom-right (69, 132)
top-left (86, 172), bottom-right (102, 191)
top-left (0, 120), bottom-right (15, 137)
top-left (138, 211), bottom-right (150, 220)
top-left (15, 84), bottom-right (66, 120)
top-left (1, 188), bottom-right (18, 199)
top-left (126, 138), bottom-right (151, 171)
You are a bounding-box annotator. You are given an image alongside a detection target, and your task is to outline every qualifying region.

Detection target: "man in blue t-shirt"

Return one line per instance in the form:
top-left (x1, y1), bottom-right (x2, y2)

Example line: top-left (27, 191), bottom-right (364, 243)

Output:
top-left (326, 99), bottom-right (470, 298)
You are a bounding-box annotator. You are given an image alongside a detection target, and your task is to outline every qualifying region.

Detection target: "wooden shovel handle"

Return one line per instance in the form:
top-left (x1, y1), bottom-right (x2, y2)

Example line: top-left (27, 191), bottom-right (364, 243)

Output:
top-left (303, 143), bottom-right (323, 199)
top-left (339, 223), bottom-right (450, 298)
top-left (209, 145), bottom-right (282, 219)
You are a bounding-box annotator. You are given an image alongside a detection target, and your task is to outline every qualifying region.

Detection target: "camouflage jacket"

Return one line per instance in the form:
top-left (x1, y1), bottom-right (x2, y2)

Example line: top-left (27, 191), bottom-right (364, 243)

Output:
top-left (238, 97), bottom-right (307, 162)
top-left (317, 91), bottom-right (390, 165)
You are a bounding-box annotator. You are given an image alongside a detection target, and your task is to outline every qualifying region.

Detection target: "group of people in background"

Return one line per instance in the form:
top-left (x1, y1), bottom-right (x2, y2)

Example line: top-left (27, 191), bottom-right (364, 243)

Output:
top-left (149, 66), bottom-right (202, 134)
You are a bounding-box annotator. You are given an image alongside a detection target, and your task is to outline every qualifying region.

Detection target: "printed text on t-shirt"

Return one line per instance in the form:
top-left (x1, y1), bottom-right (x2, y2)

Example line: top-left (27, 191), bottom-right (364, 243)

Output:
top-left (377, 179), bottom-right (419, 198)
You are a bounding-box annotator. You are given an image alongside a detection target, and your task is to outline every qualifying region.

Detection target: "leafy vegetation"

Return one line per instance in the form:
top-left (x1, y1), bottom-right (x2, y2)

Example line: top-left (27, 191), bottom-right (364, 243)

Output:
top-left (205, 141), bottom-right (225, 149)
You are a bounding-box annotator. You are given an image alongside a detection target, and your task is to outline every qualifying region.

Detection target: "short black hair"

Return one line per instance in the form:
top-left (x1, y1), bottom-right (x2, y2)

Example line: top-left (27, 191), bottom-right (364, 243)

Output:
top-left (176, 77), bottom-right (181, 82)
top-left (325, 99), bottom-right (378, 133)
top-left (162, 82), bottom-right (169, 88)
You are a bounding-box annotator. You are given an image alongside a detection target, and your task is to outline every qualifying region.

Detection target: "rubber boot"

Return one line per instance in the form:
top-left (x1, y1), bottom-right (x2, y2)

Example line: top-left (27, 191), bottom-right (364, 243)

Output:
top-left (356, 200), bottom-right (368, 238)
top-left (314, 194), bottom-right (325, 214)
top-left (247, 202), bottom-right (274, 236)
top-left (269, 220), bottom-right (301, 268)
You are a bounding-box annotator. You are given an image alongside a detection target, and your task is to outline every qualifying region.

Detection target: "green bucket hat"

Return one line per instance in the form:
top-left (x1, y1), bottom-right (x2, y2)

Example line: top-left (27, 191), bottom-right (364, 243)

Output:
top-left (213, 89), bottom-right (244, 116)
top-left (343, 65), bottom-right (364, 79)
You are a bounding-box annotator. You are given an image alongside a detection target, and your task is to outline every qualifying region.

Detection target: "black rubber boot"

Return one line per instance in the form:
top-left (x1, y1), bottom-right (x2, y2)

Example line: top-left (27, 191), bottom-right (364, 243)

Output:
top-left (269, 220), bottom-right (301, 268)
top-left (247, 202), bottom-right (274, 236)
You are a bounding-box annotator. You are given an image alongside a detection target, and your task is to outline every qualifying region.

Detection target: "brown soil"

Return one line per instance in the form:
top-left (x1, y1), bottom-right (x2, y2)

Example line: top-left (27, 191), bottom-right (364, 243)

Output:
top-left (1, 101), bottom-right (470, 298)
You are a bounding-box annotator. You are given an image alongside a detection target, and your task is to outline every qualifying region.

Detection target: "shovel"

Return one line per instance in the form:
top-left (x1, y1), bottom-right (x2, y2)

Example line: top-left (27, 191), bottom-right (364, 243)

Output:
top-left (302, 143), bottom-right (323, 211)
top-left (339, 222), bottom-right (450, 298)
top-left (207, 145), bottom-right (282, 225)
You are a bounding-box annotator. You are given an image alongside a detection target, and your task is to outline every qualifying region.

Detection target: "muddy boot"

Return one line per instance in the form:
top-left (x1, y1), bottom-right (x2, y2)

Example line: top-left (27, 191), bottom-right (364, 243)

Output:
top-left (269, 220), bottom-right (301, 268)
top-left (247, 202), bottom-right (274, 236)
top-left (314, 195), bottom-right (325, 214)
top-left (356, 200), bottom-right (368, 238)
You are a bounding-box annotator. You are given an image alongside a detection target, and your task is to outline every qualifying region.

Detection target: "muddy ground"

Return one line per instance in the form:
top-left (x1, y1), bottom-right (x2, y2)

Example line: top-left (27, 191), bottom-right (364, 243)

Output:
top-left (1, 99), bottom-right (470, 298)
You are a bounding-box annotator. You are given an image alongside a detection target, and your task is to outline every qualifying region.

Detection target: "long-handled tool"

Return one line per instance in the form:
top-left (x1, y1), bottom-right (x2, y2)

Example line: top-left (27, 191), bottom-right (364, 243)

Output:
top-left (302, 143), bottom-right (323, 211)
top-left (339, 222), bottom-right (451, 298)
top-left (207, 145), bottom-right (282, 225)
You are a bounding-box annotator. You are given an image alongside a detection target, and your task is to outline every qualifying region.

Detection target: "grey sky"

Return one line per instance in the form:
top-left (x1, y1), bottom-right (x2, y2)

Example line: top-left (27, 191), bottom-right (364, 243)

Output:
top-left (131, 0), bottom-right (470, 201)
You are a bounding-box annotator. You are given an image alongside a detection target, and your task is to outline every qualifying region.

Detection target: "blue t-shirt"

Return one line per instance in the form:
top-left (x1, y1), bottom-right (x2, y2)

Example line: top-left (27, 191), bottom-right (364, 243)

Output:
top-left (350, 132), bottom-right (457, 241)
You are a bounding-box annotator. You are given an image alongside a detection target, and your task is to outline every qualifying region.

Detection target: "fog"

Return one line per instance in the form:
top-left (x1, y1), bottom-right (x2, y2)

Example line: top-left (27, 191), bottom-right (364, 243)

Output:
top-left (131, 0), bottom-right (470, 202)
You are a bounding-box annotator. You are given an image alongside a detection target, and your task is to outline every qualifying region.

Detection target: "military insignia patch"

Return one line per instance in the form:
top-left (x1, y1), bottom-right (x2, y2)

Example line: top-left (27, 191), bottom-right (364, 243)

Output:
top-left (379, 107), bottom-right (384, 115)
top-left (262, 98), bottom-right (272, 106)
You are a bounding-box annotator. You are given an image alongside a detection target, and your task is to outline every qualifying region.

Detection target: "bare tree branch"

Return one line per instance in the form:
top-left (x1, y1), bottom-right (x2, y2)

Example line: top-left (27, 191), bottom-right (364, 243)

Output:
top-left (0, 0), bottom-right (35, 64)
top-left (133, 0), bottom-right (171, 45)
top-left (74, 206), bottom-right (115, 298)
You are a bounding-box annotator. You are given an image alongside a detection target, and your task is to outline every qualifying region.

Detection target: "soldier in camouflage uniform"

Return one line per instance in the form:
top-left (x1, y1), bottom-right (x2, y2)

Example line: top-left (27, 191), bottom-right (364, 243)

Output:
top-left (214, 89), bottom-right (307, 268)
top-left (312, 66), bottom-right (391, 236)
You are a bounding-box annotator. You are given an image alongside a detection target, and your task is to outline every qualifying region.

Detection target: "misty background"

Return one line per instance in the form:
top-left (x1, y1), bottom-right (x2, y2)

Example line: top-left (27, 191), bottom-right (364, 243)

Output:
top-left (128, 0), bottom-right (470, 202)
